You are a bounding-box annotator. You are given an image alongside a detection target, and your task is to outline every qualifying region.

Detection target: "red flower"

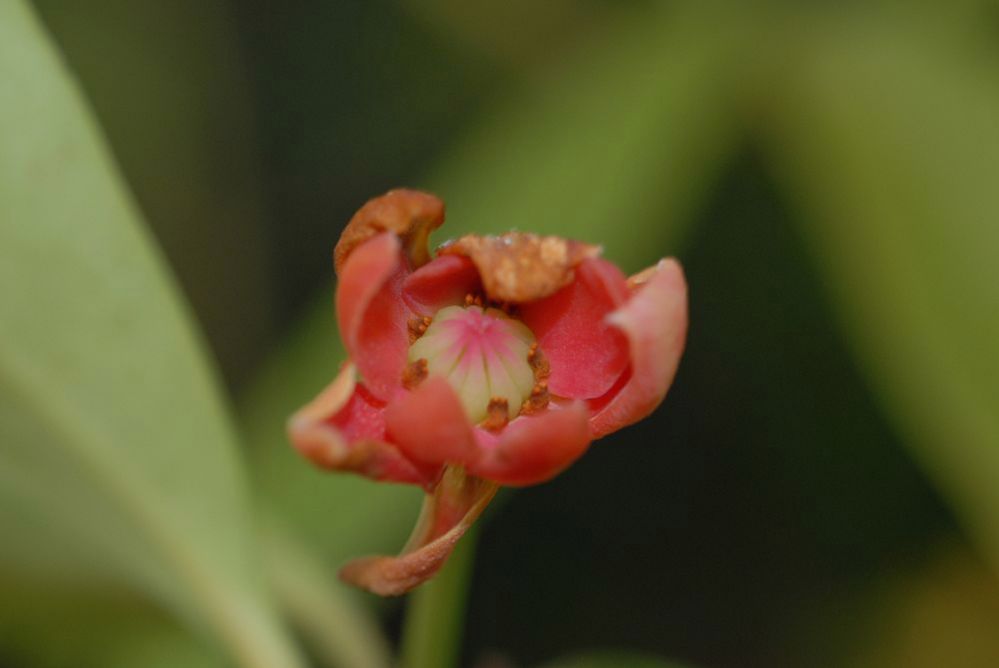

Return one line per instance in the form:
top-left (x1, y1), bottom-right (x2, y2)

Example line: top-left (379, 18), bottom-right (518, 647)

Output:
top-left (288, 189), bottom-right (688, 595)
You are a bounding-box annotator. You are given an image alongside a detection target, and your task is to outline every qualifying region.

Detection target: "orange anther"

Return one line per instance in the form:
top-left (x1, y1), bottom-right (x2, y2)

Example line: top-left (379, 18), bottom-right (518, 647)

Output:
top-left (482, 397), bottom-right (510, 432)
top-left (402, 358), bottom-right (429, 389)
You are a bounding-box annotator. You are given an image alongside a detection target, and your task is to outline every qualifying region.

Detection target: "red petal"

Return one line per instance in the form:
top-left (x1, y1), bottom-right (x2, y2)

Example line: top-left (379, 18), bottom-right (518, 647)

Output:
top-left (287, 363), bottom-right (430, 485)
top-left (589, 258), bottom-right (688, 438)
top-left (336, 232), bottom-right (410, 400)
top-left (468, 401), bottom-right (593, 486)
top-left (520, 258), bottom-right (631, 399)
top-left (339, 466), bottom-right (498, 596)
top-left (402, 254), bottom-right (481, 315)
top-left (385, 378), bottom-right (591, 486)
top-left (384, 377), bottom-right (479, 469)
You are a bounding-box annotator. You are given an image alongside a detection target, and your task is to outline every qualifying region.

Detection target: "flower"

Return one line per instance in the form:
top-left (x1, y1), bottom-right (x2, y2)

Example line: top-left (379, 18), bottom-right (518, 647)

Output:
top-left (288, 189), bottom-right (688, 595)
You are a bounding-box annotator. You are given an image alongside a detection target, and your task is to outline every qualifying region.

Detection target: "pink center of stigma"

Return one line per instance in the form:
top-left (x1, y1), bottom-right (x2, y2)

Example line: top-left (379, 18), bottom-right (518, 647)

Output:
top-left (408, 305), bottom-right (537, 423)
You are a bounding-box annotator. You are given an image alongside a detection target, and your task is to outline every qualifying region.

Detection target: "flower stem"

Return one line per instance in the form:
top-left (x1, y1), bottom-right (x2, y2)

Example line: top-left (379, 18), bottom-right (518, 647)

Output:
top-left (398, 524), bottom-right (480, 668)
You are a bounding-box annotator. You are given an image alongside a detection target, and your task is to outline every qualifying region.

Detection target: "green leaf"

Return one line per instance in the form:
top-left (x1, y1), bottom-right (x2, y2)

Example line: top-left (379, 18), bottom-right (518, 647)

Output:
top-left (425, 4), bottom-right (741, 269)
top-left (538, 651), bottom-right (693, 668)
top-left (850, 546), bottom-right (999, 668)
top-left (31, 0), bottom-right (276, 385)
top-left (765, 18), bottom-right (999, 573)
top-left (0, 574), bottom-right (225, 668)
top-left (0, 3), bottom-right (301, 667)
top-left (261, 519), bottom-right (393, 668)
top-left (402, 0), bottom-right (618, 67)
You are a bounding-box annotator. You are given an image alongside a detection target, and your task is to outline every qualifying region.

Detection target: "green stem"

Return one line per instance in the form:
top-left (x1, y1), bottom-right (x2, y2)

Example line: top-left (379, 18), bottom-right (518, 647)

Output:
top-left (398, 525), bottom-right (480, 668)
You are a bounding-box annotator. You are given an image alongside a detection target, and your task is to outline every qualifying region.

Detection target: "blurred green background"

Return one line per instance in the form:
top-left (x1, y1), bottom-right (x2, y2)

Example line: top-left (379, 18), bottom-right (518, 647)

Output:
top-left (2, 1), bottom-right (999, 667)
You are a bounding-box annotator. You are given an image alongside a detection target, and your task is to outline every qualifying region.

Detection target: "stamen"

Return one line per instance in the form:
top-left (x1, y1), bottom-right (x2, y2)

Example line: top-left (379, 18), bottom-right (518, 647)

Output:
top-left (482, 397), bottom-right (509, 431)
top-left (520, 382), bottom-right (550, 415)
top-left (408, 316), bottom-right (433, 343)
top-left (402, 358), bottom-right (428, 389)
top-left (528, 342), bottom-right (550, 379)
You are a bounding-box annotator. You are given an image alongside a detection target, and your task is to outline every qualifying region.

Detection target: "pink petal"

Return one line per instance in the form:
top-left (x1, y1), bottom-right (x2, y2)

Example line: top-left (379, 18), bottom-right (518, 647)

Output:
top-left (287, 363), bottom-right (430, 485)
top-left (384, 376), bottom-right (592, 486)
top-left (336, 232), bottom-right (410, 400)
top-left (339, 466), bottom-right (498, 596)
top-left (468, 401), bottom-right (593, 486)
top-left (589, 258), bottom-right (688, 438)
top-left (520, 258), bottom-right (631, 399)
top-left (402, 254), bottom-right (482, 315)
top-left (384, 376), bottom-right (479, 469)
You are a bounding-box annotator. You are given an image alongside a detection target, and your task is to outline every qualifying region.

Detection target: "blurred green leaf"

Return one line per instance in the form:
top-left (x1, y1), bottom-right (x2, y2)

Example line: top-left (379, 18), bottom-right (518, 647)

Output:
top-left (261, 518), bottom-right (392, 668)
top-left (0, 575), bottom-right (224, 668)
top-left (0, 3), bottom-right (301, 667)
top-left (766, 18), bottom-right (999, 575)
top-left (32, 0), bottom-right (276, 387)
top-left (538, 651), bottom-right (693, 668)
top-left (851, 545), bottom-right (999, 668)
top-left (426, 4), bottom-right (741, 270)
top-left (403, 0), bottom-right (614, 67)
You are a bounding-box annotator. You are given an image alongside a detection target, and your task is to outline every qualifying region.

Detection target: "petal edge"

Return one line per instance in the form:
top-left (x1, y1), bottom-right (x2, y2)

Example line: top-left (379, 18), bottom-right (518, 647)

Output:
top-left (469, 401), bottom-right (593, 486)
top-left (336, 232), bottom-right (411, 400)
top-left (520, 257), bottom-right (631, 399)
top-left (384, 376), bottom-right (479, 469)
top-left (589, 258), bottom-right (688, 438)
top-left (287, 363), bottom-right (428, 485)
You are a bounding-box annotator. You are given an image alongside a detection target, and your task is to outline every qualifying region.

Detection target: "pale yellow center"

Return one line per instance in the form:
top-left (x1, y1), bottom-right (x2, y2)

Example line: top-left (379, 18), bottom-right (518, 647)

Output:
top-left (407, 305), bottom-right (536, 423)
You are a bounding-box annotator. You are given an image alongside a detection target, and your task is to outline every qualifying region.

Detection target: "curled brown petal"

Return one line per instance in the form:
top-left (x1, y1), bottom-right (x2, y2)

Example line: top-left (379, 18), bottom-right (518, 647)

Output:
top-left (438, 232), bottom-right (600, 303)
top-left (339, 466), bottom-right (499, 596)
top-left (334, 189), bottom-right (445, 275)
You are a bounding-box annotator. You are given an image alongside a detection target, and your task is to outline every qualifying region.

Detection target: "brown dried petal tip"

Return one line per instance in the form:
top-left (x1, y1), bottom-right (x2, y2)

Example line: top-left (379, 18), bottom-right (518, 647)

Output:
top-left (439, 232), bottom-right (600, 303)
top-left (334, 189), bottom-right (445, 275)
